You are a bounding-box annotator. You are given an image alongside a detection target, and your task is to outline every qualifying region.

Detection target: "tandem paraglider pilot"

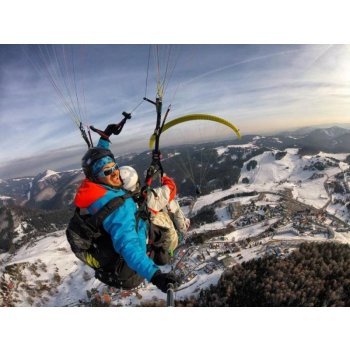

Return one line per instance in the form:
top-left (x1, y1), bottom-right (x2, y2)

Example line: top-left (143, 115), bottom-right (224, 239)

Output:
top-left (66, 124), bottom-right (180, 293)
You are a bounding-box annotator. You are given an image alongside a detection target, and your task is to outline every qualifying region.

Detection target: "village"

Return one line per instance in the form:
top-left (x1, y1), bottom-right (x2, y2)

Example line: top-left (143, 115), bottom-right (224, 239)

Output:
top-left (168, 182), bottom-right (350, 290)
top-left (84, 167), bottom-right (350, 304)
top-left (5, 160), bottom-right (345, 307)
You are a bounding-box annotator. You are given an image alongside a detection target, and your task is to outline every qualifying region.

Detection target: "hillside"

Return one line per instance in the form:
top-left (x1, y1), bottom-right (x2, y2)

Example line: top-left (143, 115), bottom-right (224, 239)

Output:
top-left (1, 128), bottom-right (350, 306)
top-left (177, 242), bottom-right (350, 307)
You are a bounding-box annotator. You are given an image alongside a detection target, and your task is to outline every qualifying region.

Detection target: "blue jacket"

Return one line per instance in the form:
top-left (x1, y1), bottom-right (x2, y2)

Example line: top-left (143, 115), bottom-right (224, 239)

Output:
top-left (74, 139), bottom-right (159, 281)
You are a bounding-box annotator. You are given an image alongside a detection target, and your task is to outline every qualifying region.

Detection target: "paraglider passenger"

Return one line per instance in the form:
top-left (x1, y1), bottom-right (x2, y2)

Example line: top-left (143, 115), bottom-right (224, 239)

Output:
top-left (70, 125), bottom-right (179, 293)
top-left (119, 166), bottom-right (190, 256)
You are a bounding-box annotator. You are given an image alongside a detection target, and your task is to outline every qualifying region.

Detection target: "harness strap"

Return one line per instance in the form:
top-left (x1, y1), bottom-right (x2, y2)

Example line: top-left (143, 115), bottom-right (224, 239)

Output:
top-left (81, 192), bottom-right (154, 263)
top-left (84, 193), bottom-right (132, 230)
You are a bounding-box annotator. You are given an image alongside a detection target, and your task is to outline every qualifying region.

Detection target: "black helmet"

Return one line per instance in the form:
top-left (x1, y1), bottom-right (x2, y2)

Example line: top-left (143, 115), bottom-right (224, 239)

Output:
top-left (82, 147), bottom-right (115, 180)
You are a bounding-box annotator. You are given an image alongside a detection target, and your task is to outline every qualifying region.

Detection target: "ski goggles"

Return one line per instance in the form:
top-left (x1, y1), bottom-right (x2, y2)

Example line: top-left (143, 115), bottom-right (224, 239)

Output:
top-left (96, 163), bottom-right (119, 178)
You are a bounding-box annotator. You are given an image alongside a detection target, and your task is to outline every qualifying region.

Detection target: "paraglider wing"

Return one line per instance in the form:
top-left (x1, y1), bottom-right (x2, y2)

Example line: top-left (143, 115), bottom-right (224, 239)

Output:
top-left (149, 114), bottom-right (241, 149)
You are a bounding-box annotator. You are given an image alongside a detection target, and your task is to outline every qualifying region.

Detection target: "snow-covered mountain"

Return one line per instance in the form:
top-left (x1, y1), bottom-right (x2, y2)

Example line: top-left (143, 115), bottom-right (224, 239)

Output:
top-left (0, 195), bottom-right (14, 207)
top-left (28, 169), bottom-right (83, 210)
top-left (1, 127), bottom-right (350, 306)
top-left (1, 142), bottom-right (350, 306)
top-left (0, 169), bottom-right (83, 210)
top-left (1, 126), bottom-right (350, 206)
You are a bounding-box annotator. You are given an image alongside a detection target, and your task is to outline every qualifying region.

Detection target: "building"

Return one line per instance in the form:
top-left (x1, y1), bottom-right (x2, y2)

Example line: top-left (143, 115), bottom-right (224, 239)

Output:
top-left (221, 256), bottom-right (236, 268)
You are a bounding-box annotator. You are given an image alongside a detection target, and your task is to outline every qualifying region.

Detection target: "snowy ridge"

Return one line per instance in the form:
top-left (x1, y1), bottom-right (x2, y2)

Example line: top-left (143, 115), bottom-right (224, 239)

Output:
top-left (37, 170), bottom-right (59, 182)
top-left (215, 143), bottom-right (257, 156)
top-left (11, 177), bottom-right (34, 182)
top-left (0, 195), bottom-right (12, 200)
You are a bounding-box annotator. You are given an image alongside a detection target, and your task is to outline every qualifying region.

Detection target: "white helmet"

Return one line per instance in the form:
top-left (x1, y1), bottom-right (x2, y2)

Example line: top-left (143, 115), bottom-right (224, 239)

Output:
top-left (119, 166), bottom-right (139, 192)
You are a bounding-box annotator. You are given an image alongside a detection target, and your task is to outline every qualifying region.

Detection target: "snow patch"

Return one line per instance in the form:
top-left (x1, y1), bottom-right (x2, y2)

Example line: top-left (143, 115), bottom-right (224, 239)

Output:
top-left (38, 170), bottom-right (59, 182)
top-left (0, 195), bottom-right (12, 200)
top-left (13, 222), bottom-right (29, 243)
top-left (215, 147), bottom-right (228, 157)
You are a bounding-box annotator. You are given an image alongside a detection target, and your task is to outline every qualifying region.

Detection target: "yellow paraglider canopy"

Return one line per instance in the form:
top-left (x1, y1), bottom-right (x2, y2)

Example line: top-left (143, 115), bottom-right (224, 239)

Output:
top-left (149, 114), bottom-right (241, 149)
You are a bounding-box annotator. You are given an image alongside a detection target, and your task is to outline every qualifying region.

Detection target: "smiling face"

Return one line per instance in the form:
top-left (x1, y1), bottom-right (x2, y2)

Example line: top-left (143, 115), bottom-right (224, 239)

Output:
top-left (97, 162), bottom-right (122, 188)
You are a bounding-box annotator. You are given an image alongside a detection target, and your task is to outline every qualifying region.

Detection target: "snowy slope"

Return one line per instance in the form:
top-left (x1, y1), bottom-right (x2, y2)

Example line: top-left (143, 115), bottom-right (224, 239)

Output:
top-left (240, 148), bottom-right (304, 187)
top-left (3, 210), bottom-right (349, 307)
top-left (191, 147), bottom-right (349, 223)
top-left (1, 147), bottom-right (350, 307)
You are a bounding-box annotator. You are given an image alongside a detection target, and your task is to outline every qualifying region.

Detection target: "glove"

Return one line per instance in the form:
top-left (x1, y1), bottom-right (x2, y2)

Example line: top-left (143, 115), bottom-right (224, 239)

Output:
top-left (122, 111), bottom-right (132, 120)
top-left (146, 160), bottom-right (162, 180)
top-left (151, 270), bottom-right (180, 293)
top-left (104, 123), bottom-right (123, 137)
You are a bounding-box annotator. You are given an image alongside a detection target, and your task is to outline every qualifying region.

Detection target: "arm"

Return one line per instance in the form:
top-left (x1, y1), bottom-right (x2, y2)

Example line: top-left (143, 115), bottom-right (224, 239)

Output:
top-left (146, 176), bottom-right (177, 214)
top-left (96, 138), bottom-right (110, 150)
top-left (92, 121), bottom-right (129, 146)
top-left (168, 199), bottom-right (190, 234)
top-left (102, 197), bottom-right (159, 281)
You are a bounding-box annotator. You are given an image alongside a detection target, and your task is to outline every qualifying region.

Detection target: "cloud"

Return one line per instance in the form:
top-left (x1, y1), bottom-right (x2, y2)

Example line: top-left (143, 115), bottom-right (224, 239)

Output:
top-left (0, 144), bottom-right (84, 179)
top-left (2, 44), bottom-right (350, 178)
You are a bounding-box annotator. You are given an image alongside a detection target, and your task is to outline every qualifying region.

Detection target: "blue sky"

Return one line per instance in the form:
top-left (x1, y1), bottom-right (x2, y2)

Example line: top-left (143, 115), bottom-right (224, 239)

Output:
top-left (1, 44), bottom-right (350, 178)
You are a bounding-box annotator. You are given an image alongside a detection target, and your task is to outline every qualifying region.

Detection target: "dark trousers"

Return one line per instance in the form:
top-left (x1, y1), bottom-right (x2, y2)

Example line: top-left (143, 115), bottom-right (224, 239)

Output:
top-left (94, 223), bottom-right (171, 290)
top-left (95, 258), bottom-right (144, 290)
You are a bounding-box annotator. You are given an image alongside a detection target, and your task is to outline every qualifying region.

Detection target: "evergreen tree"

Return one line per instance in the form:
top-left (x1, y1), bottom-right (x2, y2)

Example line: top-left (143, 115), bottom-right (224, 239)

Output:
top-left (178, 242), bottom-right (350, 307)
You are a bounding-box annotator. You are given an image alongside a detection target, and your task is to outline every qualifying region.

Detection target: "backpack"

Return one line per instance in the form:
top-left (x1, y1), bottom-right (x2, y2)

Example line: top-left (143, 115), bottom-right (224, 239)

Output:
top-left (66, 194), bottom-right (131, 271)
top-left (66, 192), bottom-right (175, 287)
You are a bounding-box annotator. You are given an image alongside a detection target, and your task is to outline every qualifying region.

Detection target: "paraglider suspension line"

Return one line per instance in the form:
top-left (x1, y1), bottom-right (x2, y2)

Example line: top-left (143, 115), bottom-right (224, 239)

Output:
top-left (79, 122), bottom-right (92, 148)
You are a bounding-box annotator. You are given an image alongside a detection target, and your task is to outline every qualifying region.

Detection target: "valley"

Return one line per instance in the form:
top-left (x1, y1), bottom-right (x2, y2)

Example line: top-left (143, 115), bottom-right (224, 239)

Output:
top-left (1, 127), bottom-right (350, 306)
